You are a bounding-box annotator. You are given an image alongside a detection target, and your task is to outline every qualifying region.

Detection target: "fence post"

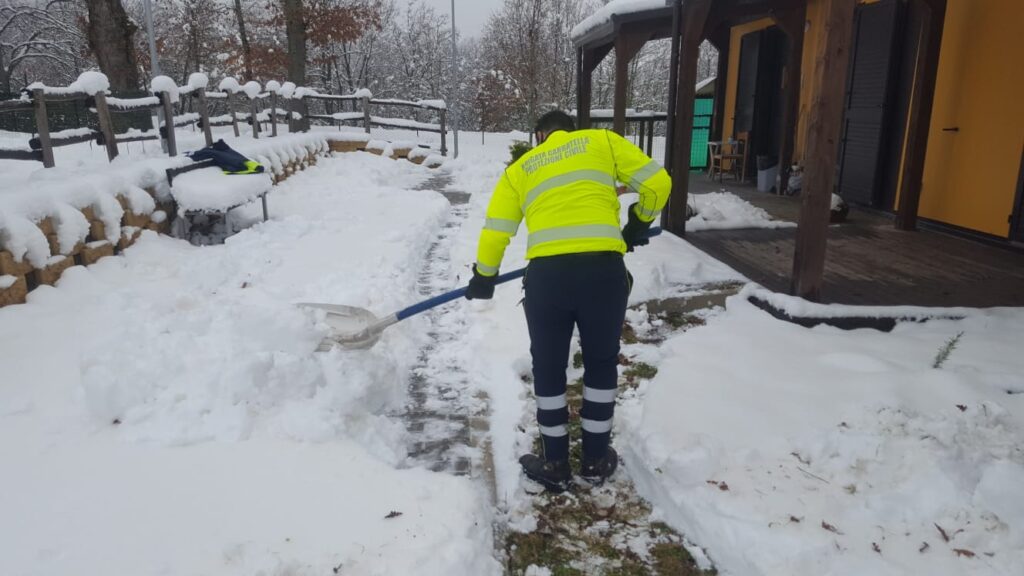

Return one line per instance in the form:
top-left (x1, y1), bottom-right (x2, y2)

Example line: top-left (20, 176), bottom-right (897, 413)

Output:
top-left (361, 96), bottom-right (371, 134)
top-left (93, 91), bottom-right (119, 161)
top-left (439, 109), bottom-right (448, 157)
top-left (269, 93), bottom-right (278, 137)
top-left (647, 119), bottom-right (654, 155)
top-left (197, 90), bottom-right (214, 146)
top-left (159, 91), bottom-right (178, 156)
top-left (249, 96), bottom-right (259, 139)
top-left (31, 89), bottom-right (55, 168)
top-left (226, 92), bottom-right (240, 137)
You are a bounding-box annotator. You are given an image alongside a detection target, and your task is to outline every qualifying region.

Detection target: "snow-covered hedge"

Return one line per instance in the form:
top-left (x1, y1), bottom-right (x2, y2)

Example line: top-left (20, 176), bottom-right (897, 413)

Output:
top-left (0, 134), bottom-right (337, 267)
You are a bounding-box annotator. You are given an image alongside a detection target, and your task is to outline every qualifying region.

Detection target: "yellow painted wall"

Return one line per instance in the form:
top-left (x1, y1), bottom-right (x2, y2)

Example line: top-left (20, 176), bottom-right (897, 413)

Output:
top-left (917, 0), bottom-right (1024, 236)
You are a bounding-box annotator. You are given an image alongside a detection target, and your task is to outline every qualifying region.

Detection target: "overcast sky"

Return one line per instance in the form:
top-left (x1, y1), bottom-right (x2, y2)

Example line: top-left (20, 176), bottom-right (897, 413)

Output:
top-left (418, 0), bottom-right (503, 38)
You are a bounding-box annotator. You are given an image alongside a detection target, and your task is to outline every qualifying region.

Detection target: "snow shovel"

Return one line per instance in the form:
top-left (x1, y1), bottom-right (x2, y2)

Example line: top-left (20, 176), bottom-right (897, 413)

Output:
top-left (302, 227), bottom-right (663, 351)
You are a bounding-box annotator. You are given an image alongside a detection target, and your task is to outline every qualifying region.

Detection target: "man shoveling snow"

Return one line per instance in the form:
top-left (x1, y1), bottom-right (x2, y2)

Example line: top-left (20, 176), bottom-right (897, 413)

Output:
top-left (465, 110), bottom-right (671, 492)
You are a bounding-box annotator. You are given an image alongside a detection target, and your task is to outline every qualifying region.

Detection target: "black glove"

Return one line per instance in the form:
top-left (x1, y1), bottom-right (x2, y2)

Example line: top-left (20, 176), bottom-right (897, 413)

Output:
top-left (465, 265), bottom-right (497, 300)
top-left (621, 202), bottom-right (653, 252)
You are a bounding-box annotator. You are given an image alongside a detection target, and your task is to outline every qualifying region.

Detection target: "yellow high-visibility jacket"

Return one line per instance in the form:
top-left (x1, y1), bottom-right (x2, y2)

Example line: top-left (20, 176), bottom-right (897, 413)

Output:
top-left (475, 129), bottom-right (672, 276)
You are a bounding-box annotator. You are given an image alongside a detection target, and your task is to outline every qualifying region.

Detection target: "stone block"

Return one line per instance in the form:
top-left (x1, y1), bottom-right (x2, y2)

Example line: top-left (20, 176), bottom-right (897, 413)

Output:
top-left (0, 250), bottom-right (33, 276)
top-left (329, 140), bottom-right (362, 153)
top-left (0, 274), bottom-right (27, 307)
top-left (32, 255), bottom-right (73, 286)
top-left (80, 240), bottom-right (114, 265)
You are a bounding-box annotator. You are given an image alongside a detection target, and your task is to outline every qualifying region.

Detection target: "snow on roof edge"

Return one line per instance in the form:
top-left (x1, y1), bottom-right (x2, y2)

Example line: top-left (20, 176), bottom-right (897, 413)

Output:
top-left (571, 0), bottom-right (674, 44)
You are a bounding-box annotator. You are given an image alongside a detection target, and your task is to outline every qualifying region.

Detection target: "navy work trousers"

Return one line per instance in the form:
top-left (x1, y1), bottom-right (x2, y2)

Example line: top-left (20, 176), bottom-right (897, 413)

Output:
top-left (524, 252), bottom-right (629, 462)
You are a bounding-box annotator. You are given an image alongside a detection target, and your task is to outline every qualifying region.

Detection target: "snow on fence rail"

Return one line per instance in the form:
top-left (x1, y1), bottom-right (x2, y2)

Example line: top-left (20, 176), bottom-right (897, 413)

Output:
top-left (0, 71), bottom-right (449, 168)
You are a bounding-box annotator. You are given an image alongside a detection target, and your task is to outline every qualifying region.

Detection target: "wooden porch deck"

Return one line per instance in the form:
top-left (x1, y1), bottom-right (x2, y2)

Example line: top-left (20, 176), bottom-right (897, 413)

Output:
top-left (683, 174), bottom-right (1024, 308)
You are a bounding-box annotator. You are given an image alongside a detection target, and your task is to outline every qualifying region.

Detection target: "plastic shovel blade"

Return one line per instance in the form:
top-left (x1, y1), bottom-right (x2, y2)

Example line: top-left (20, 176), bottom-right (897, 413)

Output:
top-left (298, 303), bottom-right (384, 350)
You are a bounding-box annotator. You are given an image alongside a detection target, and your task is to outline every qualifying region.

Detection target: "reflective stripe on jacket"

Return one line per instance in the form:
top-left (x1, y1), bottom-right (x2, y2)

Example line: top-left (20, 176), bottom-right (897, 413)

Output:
top-left (475, 129), bottom-right (671, 275)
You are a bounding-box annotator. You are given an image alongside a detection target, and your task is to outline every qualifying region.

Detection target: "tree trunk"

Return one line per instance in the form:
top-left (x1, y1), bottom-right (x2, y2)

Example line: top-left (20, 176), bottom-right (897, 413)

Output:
top-left (281, 0), bottom-right (308, 131)
top-left (84, 0), bottom-right (141, 91)
top-left (282, 0), bottom-right (307, 86)
top-left (233, 0), bottom-right (253, 80)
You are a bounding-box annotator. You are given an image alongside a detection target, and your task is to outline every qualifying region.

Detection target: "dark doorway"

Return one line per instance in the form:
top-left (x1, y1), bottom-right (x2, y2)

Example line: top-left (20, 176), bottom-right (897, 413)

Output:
top-left (733, 27), bottom-right (785, 179)
top-left (837, 0), bottom-right (904, 208)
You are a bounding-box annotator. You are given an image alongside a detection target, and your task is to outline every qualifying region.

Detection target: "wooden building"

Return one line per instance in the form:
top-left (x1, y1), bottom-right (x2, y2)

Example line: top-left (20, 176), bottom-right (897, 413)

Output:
top-left (573, 0), bottom-right (1024, 301)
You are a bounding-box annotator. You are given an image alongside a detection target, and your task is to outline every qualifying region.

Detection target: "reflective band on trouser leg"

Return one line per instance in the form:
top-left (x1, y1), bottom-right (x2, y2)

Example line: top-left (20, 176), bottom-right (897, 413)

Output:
top-left (475, 261), bottom-right (499, 275)
top-left (582, 387), bottom-right (616, 404)
top-left (539, 424), bottom-right (568, 437)
top-left (527, 224), bottom-right (623, 251)
top-left (484, 217), bottom-right (520, 235)
top-left (522, 169), bottom-right (615, 211)
top-left (536, 394), bottom-right (567, 411)
top-left (581, 418), bottom-right (613, 434)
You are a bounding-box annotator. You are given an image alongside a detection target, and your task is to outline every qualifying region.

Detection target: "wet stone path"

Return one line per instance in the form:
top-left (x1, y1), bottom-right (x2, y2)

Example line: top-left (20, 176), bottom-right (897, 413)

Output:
top-left (398, 172), bottom-right (491, 481)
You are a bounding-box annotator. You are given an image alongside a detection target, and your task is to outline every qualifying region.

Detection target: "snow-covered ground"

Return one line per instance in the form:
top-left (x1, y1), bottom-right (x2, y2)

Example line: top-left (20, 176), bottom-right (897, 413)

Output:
top-left (2, 124), bottom-right (1021, 576)
top-left (0, 140), bottom-right (499, 575)
top-left (618, 292), bottom-right (1024, 575)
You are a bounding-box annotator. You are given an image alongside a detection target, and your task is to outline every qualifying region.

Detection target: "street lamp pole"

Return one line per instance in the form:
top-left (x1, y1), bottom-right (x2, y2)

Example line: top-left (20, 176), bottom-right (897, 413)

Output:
top-left (450, 0), bottom-right (459, 158)
top-left (142, 0), bottom-right (168, 152)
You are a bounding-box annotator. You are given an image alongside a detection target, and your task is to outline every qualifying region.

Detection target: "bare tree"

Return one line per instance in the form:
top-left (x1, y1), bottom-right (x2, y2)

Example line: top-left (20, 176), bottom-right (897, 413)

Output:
top-left (281, 0), bottom-right (306, 86)
top-left (0, 0), bottom-right (85, 93)
top-left (84, 0), bottom-right (141, 90)
top-left (233, 0), bottom-right (253, 80)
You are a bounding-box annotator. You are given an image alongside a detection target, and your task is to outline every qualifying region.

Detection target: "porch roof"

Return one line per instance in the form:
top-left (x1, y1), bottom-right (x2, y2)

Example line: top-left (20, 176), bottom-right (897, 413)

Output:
top-left (571, 0), bottom-right (674, 49)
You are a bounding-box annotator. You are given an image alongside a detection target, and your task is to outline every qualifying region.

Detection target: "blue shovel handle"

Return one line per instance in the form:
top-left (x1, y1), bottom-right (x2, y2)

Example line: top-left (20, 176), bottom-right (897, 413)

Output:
top-left (395, 227), bottom-right (663, 322)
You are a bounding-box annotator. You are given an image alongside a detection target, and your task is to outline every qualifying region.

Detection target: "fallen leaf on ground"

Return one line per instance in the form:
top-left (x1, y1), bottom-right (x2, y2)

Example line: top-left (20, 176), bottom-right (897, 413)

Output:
top-left (954, 548), bottom-right (976, 559)
top-left (821, 521), bottom-right (843, 535)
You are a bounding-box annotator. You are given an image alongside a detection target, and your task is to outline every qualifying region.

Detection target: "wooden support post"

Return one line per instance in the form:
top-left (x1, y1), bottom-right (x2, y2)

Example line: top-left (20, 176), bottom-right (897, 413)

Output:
top-left (159, 92), bottom-right (178, 156)
top-left (269, 93), bottom-right (278, 137)
top-left (775, 4), bottom-right (806, 195)
top-left (249, 97), bottom-right (260, 139)
top-left (709, 27), bottom-right (730, 142)
top-left (93, 91), bottom-right (119, 162)
top-left (638, 120), bottom-right (646, 152)
top-left (647, 119), bottom-right (655, 155)
top-left (226, 92), bottom-right (240, 137)
top-left (662, 0), bottom-right (712, 235)
top-left (896, 0), bottom-right (947, 231)
top-left (197, 90), bottom-right (214, 146)
top-left (791, 0), bottom-right (856, 301)
top-left (613, 43), bottom-right (628, 136)
top-left (439, 109), bottom-right (448, 157)
top-left (613, 29), bottom-right (653, 136)
top-left (575, 48), bottom-right (586, 128)
top-left (578, 49), bottom-right (593, 129)
top-left (361, 96), bottom-right (371, 134)
top-left (664, 0), bottom-right (683, 170)
top-left (32, 89), bottom-right (55, 168)
top-left (579, 44), bottom-right (612, 130)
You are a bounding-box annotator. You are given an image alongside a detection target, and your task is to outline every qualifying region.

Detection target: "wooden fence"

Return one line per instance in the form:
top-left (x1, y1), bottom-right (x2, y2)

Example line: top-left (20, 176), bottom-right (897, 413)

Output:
top-left (0, 81), bottom-right (447, 168)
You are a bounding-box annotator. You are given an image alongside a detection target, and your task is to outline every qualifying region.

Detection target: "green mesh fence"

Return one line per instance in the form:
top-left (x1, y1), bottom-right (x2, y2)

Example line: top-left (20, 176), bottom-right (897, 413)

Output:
top-left (690, 97), bottom-right (714, 170)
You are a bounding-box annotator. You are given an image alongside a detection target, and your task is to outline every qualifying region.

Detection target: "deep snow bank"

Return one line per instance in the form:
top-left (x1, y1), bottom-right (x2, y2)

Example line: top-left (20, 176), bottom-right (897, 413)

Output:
top-left (619, 295), bottom-right (1024, 576)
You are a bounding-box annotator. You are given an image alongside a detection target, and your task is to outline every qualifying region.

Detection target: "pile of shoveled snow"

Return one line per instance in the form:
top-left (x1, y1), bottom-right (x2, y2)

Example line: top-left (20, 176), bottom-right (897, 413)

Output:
top-left (686, 192), bottom-right (795, 231)
top-left (618, 290), bottom-right (1024, 576)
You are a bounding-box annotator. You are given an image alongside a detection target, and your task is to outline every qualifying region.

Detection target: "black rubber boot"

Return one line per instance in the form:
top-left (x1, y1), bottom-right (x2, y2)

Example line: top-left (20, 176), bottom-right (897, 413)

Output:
top-left (519, 454), bottom-right (571, 493)
top-left (580, 446), bottom-right (618, 485)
